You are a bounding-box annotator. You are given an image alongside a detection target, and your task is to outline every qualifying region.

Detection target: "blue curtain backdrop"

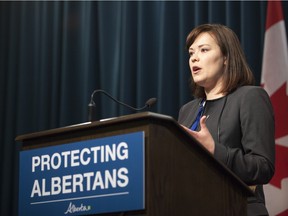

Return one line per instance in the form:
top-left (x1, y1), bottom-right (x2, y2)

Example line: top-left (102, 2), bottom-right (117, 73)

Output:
top-left (1, 1), bottom-right (288, 215)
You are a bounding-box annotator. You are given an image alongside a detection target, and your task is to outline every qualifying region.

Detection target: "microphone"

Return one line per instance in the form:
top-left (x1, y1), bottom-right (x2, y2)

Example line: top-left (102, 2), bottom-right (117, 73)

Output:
top-left (88, 89), bottom-right (157, 121)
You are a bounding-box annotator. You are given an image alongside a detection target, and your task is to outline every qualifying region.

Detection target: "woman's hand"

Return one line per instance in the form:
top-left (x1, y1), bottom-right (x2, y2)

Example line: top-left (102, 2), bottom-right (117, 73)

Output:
top-left (181, 115), bottom-right (215, 154)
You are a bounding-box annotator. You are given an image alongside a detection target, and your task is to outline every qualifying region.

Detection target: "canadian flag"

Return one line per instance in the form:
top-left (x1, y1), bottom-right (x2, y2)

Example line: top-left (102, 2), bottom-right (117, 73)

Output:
top-left (261, 1), bottom-right (288, 216)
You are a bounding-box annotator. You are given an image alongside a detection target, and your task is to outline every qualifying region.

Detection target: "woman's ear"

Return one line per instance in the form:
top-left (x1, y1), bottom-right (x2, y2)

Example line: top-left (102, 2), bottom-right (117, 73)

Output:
top-left (224, 56), bottom-right (227, 65)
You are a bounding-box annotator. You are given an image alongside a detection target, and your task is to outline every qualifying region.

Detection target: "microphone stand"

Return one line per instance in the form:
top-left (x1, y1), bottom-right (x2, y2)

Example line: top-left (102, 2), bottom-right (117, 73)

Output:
top-left (88, 90), bottom-right (157, 122)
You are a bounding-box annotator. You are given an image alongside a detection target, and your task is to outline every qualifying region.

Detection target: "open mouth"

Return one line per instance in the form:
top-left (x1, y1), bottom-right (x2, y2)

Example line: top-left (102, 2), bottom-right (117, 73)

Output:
top-left (192, 66), bottom-right (201, 73)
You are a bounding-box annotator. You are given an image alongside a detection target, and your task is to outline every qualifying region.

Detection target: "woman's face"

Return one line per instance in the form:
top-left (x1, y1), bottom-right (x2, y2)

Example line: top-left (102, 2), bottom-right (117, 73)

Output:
top-left (188, 32), bottom-right (226, 93)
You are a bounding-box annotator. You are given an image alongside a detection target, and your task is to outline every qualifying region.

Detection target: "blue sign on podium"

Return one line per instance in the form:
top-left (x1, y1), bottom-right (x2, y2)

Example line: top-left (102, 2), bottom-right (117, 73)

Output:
top-left (19, 131), bottom-right (145, 216)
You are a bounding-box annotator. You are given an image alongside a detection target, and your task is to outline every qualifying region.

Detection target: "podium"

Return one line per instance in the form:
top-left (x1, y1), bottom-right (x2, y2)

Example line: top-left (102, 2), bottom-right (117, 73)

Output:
top-left (16, 112), bottom-right (252, 216)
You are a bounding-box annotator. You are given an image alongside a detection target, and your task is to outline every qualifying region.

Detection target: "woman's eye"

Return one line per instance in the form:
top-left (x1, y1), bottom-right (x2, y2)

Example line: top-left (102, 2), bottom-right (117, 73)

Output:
top-left (201, 48), bottom-right (208, 52)
top-left (189, 52), bottom-right (194, 56)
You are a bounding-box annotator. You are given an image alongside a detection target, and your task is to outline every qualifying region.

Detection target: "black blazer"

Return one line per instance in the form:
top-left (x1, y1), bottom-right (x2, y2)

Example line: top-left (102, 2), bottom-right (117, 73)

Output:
top-left (178, 86), bottom-right (275, 216)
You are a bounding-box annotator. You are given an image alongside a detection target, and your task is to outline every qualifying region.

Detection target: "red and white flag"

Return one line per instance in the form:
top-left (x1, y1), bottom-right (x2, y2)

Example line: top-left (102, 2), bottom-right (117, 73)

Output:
top-left (261, 1), bottom-right (288, 215)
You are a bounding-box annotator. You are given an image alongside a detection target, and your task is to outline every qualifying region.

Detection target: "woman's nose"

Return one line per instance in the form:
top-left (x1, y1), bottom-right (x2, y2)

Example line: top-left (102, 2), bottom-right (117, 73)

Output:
top-left (191, 54), bottom-right (199, 63)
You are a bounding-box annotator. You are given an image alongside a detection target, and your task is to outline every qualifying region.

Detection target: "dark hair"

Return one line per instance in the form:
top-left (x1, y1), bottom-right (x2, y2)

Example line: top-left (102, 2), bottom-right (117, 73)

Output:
top-left (186, 24), bottom-right (255, 98)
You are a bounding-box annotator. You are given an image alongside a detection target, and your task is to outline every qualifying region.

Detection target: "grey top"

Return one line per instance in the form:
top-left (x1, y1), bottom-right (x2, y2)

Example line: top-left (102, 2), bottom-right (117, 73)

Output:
top-left (178, 86), bottom-right (275, 215)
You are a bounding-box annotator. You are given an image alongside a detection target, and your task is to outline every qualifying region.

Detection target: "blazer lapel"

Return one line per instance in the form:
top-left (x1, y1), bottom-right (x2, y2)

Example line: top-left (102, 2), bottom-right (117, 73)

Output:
top-left (181, 98), bottom-right (202, 128)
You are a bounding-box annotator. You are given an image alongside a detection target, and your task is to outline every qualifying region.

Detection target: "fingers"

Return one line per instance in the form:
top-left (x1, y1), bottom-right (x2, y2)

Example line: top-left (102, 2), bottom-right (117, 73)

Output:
top-left (199, 115), bottom-right (208, 129)
top-left (181, 124), bottom-right (198, 136)
top-left (181, 125), bottom-right (188, 129)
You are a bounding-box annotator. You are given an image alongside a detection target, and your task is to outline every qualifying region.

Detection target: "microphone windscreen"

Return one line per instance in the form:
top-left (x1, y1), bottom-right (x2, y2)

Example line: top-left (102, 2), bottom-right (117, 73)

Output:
top-left (145, 98), bottom-right (157, 107)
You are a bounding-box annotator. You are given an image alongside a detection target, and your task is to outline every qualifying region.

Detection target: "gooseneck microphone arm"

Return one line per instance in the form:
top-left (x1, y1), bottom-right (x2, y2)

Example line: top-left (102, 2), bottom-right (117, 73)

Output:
top-left (88, 89), bottom-right (157, 122)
